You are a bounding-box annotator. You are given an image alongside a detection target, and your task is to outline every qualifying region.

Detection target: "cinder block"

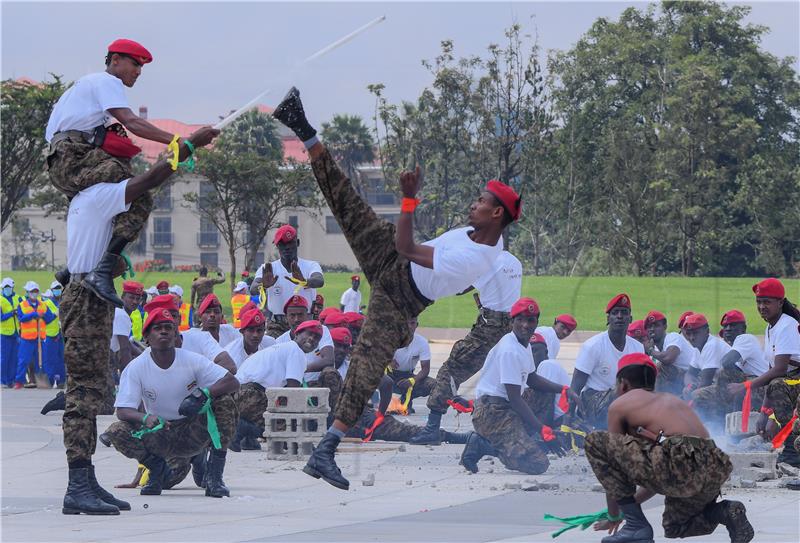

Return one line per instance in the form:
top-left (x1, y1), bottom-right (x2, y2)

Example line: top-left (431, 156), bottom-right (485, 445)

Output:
top-left (266, 387), bottom-right (329, 413)
top-left (725, 411), bottom-right (761, 436)
top-left (265, 437), bottom-right (317, 460)
top-left (264, 412), bottom-right (327, 438)
top-left (728, 451), bottom-right (778, 480)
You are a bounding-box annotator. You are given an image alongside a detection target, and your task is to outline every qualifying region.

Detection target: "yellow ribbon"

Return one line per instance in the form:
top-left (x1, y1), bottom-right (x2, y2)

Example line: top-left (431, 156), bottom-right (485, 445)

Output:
top-left (167, 134), bottom-right (180, 171)
top-left (560, 424), bottom-right (587, 453)
top-left (258, 285), bottom-right (267, 310)
top-left (287, 276), bottom-right (308, 294)
top-left (401, 377), bottom-right (415, 414)
top-left (784, 379), bottom-right (800, 385)
top-left (139, 464), bottom-right (150, 486)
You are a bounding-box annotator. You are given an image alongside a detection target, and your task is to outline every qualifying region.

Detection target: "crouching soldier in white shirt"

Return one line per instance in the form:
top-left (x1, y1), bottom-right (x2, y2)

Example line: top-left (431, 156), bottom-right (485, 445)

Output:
top-left (103, 309), bottom-right (239, 498)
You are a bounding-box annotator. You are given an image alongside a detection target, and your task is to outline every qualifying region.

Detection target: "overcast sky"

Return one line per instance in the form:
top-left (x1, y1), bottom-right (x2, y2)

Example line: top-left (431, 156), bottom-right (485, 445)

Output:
top-left (3, 1), bottom-right (798, 127)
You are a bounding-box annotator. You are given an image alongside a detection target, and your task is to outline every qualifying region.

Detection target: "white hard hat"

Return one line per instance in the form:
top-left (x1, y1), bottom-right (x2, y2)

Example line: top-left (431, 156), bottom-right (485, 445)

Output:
top-left (1, 278), bottom-right (13, 288)
top-left (169, 285), bottom-right (184, 297)
top-left (234, 281), bottom-right (248, 293)
top-left (24, 281), bottom-right (40, 292)
top-left (50, 280), bottom-right (63, 290)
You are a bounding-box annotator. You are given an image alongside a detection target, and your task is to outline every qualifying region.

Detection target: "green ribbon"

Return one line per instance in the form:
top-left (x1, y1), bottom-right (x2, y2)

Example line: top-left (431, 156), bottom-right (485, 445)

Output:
top-left (543, 508), bottom-right (620, 538)
top-left (198, 387), bottom-right (222, 449)
top-left (121, 251), bottom-right (135, 279)
top-left (131, 414), bottom-right (165, 439)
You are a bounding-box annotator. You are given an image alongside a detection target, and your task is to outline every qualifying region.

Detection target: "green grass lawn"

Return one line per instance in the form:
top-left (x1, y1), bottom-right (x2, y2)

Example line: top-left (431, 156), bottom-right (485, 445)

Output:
top-left (4, 270), bottom-right (798, 333)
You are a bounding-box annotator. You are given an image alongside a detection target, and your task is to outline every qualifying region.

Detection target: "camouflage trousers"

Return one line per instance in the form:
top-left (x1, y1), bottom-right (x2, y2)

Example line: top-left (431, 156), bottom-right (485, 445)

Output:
top-left (578, 388), bottom-right (616, 430)
top-left (426, 310), bottom-right (510, 413)
top-left (585, 432), bottom-right (731, 539)
top-left (308, 366), bottom-right (343, 412)
top-left (692, 364), bottom-right (762, 430)
top-left (654, 362), bottom-right (686, 396)
top-left (523, 388), bottom-right (557, 427)
top-left (103, 395), bottom-right (238, 461)
top-left (100, 358), bottom-right (116, 416)
top-left (347, 407), bottom-right (424, 442)
top-left (311, 147), bottom-right (430, 428)
top-left (47, 137), bottom-right (152, 242)
top-left (471, 397), bottom-right (550, 475)
top-left (60, 282), bottom-right (115, 463)
top-left (388, 370), bottom-right (436, 404)
top-left (766, 368), bottom-right (800, 453)
top-left (236, 382), bottom-right (267, 434)
top-left (266, 319), bottom-right (290, 340)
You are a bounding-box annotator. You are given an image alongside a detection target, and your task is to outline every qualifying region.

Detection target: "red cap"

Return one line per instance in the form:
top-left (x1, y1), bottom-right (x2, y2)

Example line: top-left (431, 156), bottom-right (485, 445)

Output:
top-left (144, 294), bottom-right (178, 314)
top-left (239, 301), bottom-right (258, 319)
top-left (682, 313), bottom-right (709, 330)
top-left (485, 180), bottom-right (522, 222)
top-left (314, 294), bottom-right (324, 305)
top-left (351, 275), bottom-right (361, 281)
top-left (319, 307), bottom-right (341, 323)
top-left (645, 310), bottom-right (666, 325)
top-left (156, 280), bottom-right (169, 291)
top-left (295, 319), bottom-right (323, 336)
top-left (605, 293), bottom-right (631, 313)
top-left (273, 225), bottom-right (297, 245)
top-left (617, 352), bottom-right (658, 376)
top-left (627, 320), bottom-right (646, 339)
top-left (143, 308), bottom-right (174, 334)
top-left (107, 38), bottom-right (153, 64)
top-left (122, 281), bottom-right (144, 296)
top-left (530, 332), bottom-right (546, 345)
top-left (343, 312), bottom-right (366, 328)
top-left (555, 314), bottom-right (577, 331)
top-left (241, 270), bottom-right (250, 277)
top-left (720, 310), bottom-right (746, 326)
top-left (240, 308), bottom-right (265, 329)
top-left (330, 327), bottom-right (353, 346)
top-left (510, 297), bottom-right (540, 318)
top-left (324, 312), bottom-right (348, 327)
top-left (283, 294), bottom-right (309, 314)
top-left (752, 278), bottom-right (785, 299)
top-left (678, 311), bottom-right (694, 329)
top-left (198, 294), bottom-right (221, 315)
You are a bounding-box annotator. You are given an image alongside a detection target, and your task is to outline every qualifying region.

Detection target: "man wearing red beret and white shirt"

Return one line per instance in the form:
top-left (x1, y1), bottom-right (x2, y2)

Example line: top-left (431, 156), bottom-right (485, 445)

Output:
top-left (46, 39), bottom-right (216, 307)
top-left (340, 275), bottom-right (363, 313)
top-left (681, 313), bottom-right (731, 398)
top-left (250, 225), bottom-right (324, 339)
top-left (643, 310), bottom-right (696, 396)
top-left (224, 307), bottom-right (276, 369)
top-left (535, 314), bottom-right (577, 362)
top-left (569, 293), bottom-right (645, 429)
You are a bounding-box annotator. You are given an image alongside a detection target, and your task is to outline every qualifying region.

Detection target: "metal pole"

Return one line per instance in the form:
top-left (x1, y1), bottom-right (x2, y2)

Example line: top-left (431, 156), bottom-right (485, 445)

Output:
top-left (50, 229), bottom-right (55, 272)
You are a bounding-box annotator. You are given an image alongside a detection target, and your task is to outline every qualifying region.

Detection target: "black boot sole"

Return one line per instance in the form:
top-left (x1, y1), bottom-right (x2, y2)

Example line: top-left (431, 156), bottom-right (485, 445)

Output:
top-left (205, 488), bottom-right (231, 498)
top-left (62, 507), bottom-right (120, 515)
top-left (723, 501), bottom-right (755, 543)
top-left (302, 464), bottom-right (349, 490)
top-left (81, 278), bottom-right (123, 308)
top-left (101, 500), bottom-right (131, 511)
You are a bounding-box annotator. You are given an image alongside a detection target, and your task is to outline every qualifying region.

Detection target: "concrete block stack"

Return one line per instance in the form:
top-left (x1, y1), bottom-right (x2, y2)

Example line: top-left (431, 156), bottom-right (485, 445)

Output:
top-left (725, 411), bottom-right (761, 437)
top-left (264, 387), bottom-right (330, 460)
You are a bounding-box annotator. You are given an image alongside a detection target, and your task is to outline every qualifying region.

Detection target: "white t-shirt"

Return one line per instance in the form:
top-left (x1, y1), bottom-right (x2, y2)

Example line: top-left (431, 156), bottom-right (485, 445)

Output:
top-left (218, 324), bottom-right (239, 347)
top-left (276, 326), bottom-right (333, 382)
top-left (115, 349), bottom-right (229, 421)
top-left (655, 332), bottom-right (696, 371)
top-left (340, 288), bottom-right (362, 313)
top-left (690, 335), bottom-right (731, 371)
top-left (46, 72), bottom-right (130, 142)
top-left (392, 333), bottom-right (431, 372)
top-left (410, 227), bottom-right (502, 301)
top-left (256, 258), bottom-right (323, 315)
top-left (110, 308), bottom-right (133, 353)
top-left (534, 326), bottom-right (561, 361)
top-left (472, 250), bottom-right (522, 312)
top-left (337, 359), bottom-right (350, 380)
top-left (67, 181), bottom-right (131, 273)
top-left (475, 332), bottom-right (536, 401)
top-left (730, 334), bottom-right (768, 376)
top-left (223, 335), bottom-right (277, 368)
top-left (180, 328), bottom-right (225, 362)
top-left (574, 332), bottom-right (646, 392)
top-left (764, 313), bottom-right (800, 368)
top-left (534, 359), bottom-right (571, 418)
top-left (236, 342), bottom-right (307, 389)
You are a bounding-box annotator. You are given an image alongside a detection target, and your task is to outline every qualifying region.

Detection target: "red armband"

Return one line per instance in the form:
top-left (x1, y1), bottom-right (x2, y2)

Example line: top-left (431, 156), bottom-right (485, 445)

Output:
top-left (362, 410), bottom-right (385, 443)
top-left (557, 386), bottom-right (570, 412)
top-left (760, 407), bottom-right (774, 416)
top-left (401, 198), bottom-right (420, 213)
top-left (741, 381), bottom-right (753, 433)
top-left (540, 425), bottom-right (556, 442)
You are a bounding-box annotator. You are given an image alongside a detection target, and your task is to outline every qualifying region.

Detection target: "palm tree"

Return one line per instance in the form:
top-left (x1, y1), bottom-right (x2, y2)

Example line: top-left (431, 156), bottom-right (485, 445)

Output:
top-left (320, 114), bottom-right (375, 187)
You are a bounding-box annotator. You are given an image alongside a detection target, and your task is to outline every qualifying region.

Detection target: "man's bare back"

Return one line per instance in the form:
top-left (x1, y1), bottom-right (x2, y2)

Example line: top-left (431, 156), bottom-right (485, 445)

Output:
top-left (609, 389), bottom-right (709, 439)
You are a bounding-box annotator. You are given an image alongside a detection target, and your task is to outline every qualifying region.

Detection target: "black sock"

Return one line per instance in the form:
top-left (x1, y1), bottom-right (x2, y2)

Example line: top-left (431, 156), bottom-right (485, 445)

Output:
top-left (68, 459), bottom-right (91, 470)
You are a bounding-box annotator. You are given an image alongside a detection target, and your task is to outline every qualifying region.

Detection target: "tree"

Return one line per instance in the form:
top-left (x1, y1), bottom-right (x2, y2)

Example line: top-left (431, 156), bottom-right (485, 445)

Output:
top-left (1, 76), bottom-right (67, 230)
top-left (320, 114), bottom-right (375, 187)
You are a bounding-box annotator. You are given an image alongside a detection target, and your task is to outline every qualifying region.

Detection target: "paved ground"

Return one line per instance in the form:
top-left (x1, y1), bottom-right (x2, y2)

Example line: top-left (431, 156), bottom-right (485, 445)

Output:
top-left (2, 340), bottom-right (799, 542)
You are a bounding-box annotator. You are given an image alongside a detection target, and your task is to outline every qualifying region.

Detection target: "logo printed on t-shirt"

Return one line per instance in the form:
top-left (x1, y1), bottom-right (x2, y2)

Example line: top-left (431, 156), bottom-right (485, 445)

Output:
top-left (598, 364), bottom-right (610, 377)
top-left (143, 389), bottom-right (157, 402)
top-left (187, 380), bottom-right (197, 391)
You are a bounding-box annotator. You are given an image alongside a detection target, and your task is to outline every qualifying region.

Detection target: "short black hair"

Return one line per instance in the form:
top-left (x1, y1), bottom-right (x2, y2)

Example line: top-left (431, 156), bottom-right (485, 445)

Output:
top-left (616, 364), bottom-right (656, 391)
top-left (487, 193), bottom-right (514, 227)
top-left (199, 266), bottom-right (208, 276)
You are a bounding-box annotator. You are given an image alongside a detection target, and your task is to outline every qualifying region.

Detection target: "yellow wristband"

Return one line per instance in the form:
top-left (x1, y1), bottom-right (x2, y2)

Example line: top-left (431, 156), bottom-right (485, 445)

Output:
top-left (167, 134), bottom-right (180, 171)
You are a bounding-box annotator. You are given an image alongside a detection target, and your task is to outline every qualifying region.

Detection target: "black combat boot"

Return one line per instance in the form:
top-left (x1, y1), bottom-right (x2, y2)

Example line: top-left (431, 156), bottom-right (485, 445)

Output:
top-left (441, 430), bottom-right (471, 444)
top-left (409, 411), bottom-right (443, 445)
top-left (272, 87), bottom-right (317, 141)
top-left (82, 251), bottom-right (124, 308)
top-left (241, 420), bottom-right (262, 450)
top-left (62, 468), bottom-right (120, 515)
top-left (191, 450), bottom-right (207, 488)
top-left (459, 432), bottom-right (497, 473)
top-left (601, 500), bottom-right (654, 543)
top-left (204, 449), bottom-right (231, 498)
top-left (163, 459), bottom-right (191, 490)
top-left (229, 420), bottom-right (246, 453)
top-left (140, 455), bottom-right (171, 496)
top-left (88, 465), bottom-right (130, 511)
top-left (55, 268), bottom-right (71, 287)
top-left (302, 432), bottom-right (349, 490)
top-left (41, 391), bottom-right (66, 415)
top-left (704, 500), bottom-right (754, 543)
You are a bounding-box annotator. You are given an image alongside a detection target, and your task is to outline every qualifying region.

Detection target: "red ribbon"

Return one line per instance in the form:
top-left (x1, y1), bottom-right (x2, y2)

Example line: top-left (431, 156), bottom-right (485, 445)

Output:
top-left (447, 398), bottom-right (474, 413)
top-left (772, 411), bottom-right (798, 449)
top-left (558, 386), bottom-right (570, 412)
top-left (741, 381), bottom-right (752, 433)
top-left (362, 411), bottom-right (385, 443)
top-left (541, 425), bottom-right (556, 442)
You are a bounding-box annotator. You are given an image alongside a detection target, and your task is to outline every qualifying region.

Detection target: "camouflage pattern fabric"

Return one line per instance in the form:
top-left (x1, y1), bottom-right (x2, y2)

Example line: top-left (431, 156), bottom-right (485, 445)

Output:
top-left (523, 387), bottom-right (557, 427)
top-left (426, 311), bottom-right (510, 413)
top-left (346, 407), bottom-right (423, 442)
top-left (388, 370), bottom-right (436, 402)
top-left (266, 319), bottom-right (290, 340)
top-left (654, 362), bottom-right (685, 396)
top-left (307, 366), bottom-right (343, 412)
top-left (585, 431), bottom-right (732, 539)
top-left (236, 382), bottom-right (267, 434)
top-left (579, 388), bottom-right (616, 430)
top-left (191, 277), bottom-right (225, 313)
top-left (766, 367), bottom-right (800, 453)
top-left (99, 358), bottom-right (116, 416)
top-left (310, 148), bottom-right (430, 428)
top-left (692, 364), bottom-right (763, 430)
top-left (471, 398), bottom-right (550, 475)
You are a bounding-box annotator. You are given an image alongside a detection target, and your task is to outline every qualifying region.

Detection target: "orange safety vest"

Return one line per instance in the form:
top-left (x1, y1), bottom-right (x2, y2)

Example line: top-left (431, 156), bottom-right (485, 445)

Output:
top-left (18, 299), bottom-right (46, 341)
top-left (231, 294), bottom-right (249, 328)
top-left (179, 303), bottom-right (191, 332)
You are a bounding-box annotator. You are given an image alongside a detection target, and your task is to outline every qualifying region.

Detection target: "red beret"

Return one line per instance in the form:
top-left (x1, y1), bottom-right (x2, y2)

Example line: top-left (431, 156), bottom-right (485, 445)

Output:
top-left (319, 307), bottom-right (341, 323)
top-left (330, 327), bottom-right (353, 346)
top-left (283, 294), bottom-right (309, 314)
top-left (324, 312), bottom-right (348, 327)
top-left (343, 312), bottom-right (366, 328)
top-left (144, 294), bottom-right (178, 314)
top-left (510, 297), bottom-right (540, 318)
top-left (617, 353), bottom-right (658, 376)
top-left (605, 293), bottom-right (631, 313)
top-left (720, 310), bottom-right (746, 327)
top-left (295, 319), bottom-right (323, 336)
top-left (198, 294), bottom-right (221, 315)
top-left (156, 280), bottom-right (169, 291)
top-left (143, 309), bottom-right (174, 334)
top-left (108, 38), bottom-right (153, 65)
top-left (645, 310), bottom-right (667, 325)
top-left (240, 308), bottom-right (265, 329)
top-left (530, 332), bottom-right (546, 345)
top-left (351, 275), bottom-right (361, 281)
top-left (239, 301), bottom-right (258, 320)
top-left (682, 313), bottom-right (708, 330)
top-left (241, 270), bottom-right (250, 277)
top-left (678, 311), bottom-right (694, 329)
top-left (314, 294), bottom-right (325, 305)
top-left (752, 278), bottom-right (785, 299)
top-left (485, 180), bottom-right (522, 222)
top-left (273, 225), bottom-right (297, 245)
top-left (627, 320), bottom-right (646, 339)
top-left (555, 314), bottom-right (577, 331)
top-left (122, 281), bottom-right (144, 296)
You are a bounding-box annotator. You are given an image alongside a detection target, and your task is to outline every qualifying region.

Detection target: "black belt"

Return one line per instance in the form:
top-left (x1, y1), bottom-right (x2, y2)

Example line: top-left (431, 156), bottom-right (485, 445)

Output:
top-left (478, 395), bottom-right (510, 407)
top-left (407, 265), bottom-right (433, 306)
top-left (50, 129), bottom-right (96, 147)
